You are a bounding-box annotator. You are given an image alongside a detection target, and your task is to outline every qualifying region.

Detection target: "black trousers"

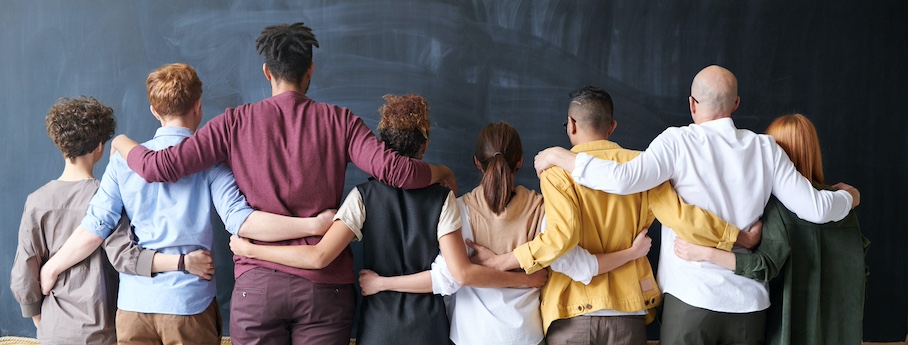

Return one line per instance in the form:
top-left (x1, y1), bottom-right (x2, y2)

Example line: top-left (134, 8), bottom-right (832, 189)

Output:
top-left (660, 293), bottom-right (766, 345)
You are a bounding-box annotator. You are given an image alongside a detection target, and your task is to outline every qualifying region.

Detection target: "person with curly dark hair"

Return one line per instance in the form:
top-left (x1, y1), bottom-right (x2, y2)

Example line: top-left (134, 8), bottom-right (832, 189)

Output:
top-left (229, 94), bottom-right (546, 345)
top-left (110, 23), bottom-right (457, 344)
top-left (39, 64), bottom-right (337, 344)
top-left (10, 96), bottom-right (206, 344)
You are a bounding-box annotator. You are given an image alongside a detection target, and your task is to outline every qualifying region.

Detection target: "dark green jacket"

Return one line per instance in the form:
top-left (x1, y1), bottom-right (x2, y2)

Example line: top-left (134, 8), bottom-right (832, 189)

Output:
top-left (735, 194), bottom-right (869, 345)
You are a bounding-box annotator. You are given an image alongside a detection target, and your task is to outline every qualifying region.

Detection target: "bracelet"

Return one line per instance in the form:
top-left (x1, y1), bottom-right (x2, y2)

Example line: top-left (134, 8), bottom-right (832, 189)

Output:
top-left (178, 254), bottom-right (186, 272)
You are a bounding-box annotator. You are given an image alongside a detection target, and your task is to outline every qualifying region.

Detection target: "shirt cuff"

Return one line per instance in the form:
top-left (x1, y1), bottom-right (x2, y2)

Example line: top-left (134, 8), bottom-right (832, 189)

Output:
top-left (335, 216), bottom-right (363, 241)
top-left (513, 243), bottom-right (543, 274)
top-left (80, 216), bottom-right (112, 239)
top-left (550, 246), bottom-right (598, 285)
top-left (226, 208), bottom-right (255, 236)
top-left (838, 189), bottom-right (854, 213)
top-left (430, 255), bottom-right (459, 296)
top-left (717, 224), bottom-right (739, 252)
top-left (21, 301), bottom-right (41, 318)
top-left (136, 250), bottom-right (156, 277)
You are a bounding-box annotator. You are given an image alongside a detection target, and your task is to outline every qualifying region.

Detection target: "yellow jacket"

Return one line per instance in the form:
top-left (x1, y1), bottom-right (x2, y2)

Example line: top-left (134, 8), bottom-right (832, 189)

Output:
top-left (513, 140), bottom-right (739, 332)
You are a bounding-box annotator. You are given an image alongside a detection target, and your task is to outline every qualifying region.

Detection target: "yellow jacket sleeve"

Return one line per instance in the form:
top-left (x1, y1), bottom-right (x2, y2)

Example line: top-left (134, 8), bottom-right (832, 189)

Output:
top-left (646, 181), bottom-right (739, 251)
top-left (513, 168), bottom-right (582, 273)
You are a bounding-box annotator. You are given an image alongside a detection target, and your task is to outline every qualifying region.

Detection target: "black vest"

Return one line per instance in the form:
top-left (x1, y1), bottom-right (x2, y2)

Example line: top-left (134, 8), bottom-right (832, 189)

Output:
top-left (355, 180), bottom-right (451, 345)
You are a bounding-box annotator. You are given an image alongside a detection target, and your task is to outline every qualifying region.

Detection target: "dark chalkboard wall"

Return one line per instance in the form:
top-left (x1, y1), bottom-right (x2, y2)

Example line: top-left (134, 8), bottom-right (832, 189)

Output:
top-left (2, 0), bottom-right (906, 341)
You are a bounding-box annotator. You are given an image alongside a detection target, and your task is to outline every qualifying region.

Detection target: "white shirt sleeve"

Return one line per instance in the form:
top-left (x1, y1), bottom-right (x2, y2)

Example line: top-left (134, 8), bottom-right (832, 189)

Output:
top-left (430, 198), bottom-right (471, 295)
top-left (436, 191), bottom-right (462, 239)
top-left (769, 143), bottom-right (853, 223)
top-left (572, 131), bottom-right (676, 195)
top-left (550, 246), bottom-right (599, 285)
top-left (334, 188), bottom-right (366, 241)
top-left (430, 253), bottom-right (460, 295)
top-left (539, 215), bottom-right (599, 285)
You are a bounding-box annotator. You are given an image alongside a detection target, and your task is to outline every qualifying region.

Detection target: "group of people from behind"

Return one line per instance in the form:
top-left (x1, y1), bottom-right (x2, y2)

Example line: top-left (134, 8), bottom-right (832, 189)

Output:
top-left (10, 20), bottom-right (866, 345)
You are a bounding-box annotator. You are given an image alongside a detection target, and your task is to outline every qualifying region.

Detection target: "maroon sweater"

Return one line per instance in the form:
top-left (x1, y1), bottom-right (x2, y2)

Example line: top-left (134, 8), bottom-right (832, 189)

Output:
top-left (126, 91), bottom-right (432, 284)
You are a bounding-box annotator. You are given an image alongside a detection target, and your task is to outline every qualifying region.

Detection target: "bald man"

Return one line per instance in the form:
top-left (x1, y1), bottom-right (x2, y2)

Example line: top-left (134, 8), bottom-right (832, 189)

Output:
top-left (534, 65), bottom-right (860, 344)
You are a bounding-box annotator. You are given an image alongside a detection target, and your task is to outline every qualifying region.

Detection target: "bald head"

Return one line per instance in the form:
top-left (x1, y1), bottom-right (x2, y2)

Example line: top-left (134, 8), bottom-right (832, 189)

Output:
top-left (691, 65), bottom-right (739, 119)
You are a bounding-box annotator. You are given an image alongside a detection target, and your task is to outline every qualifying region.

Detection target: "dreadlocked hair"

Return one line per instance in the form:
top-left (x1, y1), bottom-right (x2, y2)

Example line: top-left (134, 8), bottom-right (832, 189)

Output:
top-left (377, 94), bottom-right (431, 158)
top-left (255, 22), bottom-right (320, 84)
top-left (475, 122), bottom-right (523, 215)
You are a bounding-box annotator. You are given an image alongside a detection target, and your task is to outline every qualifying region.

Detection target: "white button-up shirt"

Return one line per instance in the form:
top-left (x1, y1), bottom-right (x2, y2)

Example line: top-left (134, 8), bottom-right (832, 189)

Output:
top-left (571, 117), bottom-right (853, 313)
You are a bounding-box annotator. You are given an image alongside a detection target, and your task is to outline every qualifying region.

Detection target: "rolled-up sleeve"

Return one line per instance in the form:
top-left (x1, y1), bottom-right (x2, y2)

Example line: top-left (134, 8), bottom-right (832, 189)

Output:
top-left (102, 214), bottom-right (156, 277)
top-left (549, 246), bottom-right (599, 285)
top-left (334, 188), bottom-right (367, 241)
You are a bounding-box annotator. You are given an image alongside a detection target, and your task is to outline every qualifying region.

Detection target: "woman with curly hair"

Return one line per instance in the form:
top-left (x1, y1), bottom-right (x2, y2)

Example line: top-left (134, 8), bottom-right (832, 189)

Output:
top-left (673, 114), bottom-right (868, 345)
top-left (230, 95), bottom-right (545, 344)
top-left (357, 121), bottom-right (549, 345)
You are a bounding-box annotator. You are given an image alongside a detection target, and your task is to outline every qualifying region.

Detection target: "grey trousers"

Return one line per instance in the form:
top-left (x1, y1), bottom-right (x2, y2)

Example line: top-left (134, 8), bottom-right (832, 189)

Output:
top-left (546, 314), bottom-right (647, 345)
top-left (660, 293), bottom-right (766, 345)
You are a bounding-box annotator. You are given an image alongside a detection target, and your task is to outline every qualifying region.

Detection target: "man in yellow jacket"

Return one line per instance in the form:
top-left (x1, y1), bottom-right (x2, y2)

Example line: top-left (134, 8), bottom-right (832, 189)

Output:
top-left (472, 85), bottom-right (758, 344)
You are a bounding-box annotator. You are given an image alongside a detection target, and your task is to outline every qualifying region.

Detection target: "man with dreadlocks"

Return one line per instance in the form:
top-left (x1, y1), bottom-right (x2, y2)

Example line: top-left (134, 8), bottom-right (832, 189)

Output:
top-left (111, 23), bottom-right (457, 344)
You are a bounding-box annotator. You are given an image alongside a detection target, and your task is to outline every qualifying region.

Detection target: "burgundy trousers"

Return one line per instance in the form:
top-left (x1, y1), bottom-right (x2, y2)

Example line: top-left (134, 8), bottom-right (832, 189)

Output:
top-left (229, 267), bottom-right (355, 345)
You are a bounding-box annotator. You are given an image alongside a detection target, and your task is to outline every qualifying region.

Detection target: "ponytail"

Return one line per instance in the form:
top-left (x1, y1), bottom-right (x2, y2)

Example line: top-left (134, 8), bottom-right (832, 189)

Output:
top-left (482, 153), bottom-right (515, 214)
top-left (474, 122), bottom-right (523, 215)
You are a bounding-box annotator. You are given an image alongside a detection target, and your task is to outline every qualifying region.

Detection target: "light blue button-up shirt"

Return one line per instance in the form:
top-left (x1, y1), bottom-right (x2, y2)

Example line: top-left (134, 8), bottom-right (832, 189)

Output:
top-left (81, 126), bottom-right (253, 315)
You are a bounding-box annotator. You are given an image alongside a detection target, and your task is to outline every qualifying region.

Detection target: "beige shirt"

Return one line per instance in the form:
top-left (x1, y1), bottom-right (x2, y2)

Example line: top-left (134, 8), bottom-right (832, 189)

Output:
top-left (335, 188), bottom-right (461, 241)
top-left (460, 185), bottom-right (545, 254)
top-left (10, 179), bottom-right (154, 345)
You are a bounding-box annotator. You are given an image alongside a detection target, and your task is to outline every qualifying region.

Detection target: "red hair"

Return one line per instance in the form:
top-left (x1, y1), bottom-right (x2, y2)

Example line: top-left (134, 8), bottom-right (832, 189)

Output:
top-left (765, 114), bottom-right (824, 185)
top-left (146, 63), bottom-right (202, 117)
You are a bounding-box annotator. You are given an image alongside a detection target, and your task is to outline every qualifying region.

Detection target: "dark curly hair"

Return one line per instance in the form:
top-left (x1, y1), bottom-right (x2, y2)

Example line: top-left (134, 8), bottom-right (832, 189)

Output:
top-left (377, 94), bottom-right (430, 158)
top-left (45, 96), bottom-right (116, 161)
top-left (256, 22), bottom-right (319, 85)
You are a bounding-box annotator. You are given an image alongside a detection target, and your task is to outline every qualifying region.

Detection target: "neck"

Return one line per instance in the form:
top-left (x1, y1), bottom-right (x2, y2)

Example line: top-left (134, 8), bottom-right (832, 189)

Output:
top-left (271, 79), bottom-right (307, 97)
top-left (573, 133), bottom-right (609, 146)
top-left (59, 156), bottom-right (95, 181)
top-left (693, 112), bottom-right (730, 125)
top-left (160, 116), bottom-right (196, 132)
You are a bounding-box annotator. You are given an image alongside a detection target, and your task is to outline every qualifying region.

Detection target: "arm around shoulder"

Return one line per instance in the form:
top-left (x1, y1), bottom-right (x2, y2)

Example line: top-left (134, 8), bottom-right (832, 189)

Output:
top-left (121, 114), bottom-right (231, 183)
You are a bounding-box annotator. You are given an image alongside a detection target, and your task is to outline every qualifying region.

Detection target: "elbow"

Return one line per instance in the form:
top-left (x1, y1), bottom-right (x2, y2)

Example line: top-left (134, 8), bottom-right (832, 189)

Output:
top-left (309, 251), bottom-right (332, 270)
top-left (449, 266), bottom-right (472, 286)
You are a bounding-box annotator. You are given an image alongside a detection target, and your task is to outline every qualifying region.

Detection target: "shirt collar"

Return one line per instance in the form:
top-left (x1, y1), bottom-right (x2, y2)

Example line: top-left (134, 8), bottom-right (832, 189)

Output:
top-left (697, 117), bottom-right (737, 131)
top-left (570, 139), bottom-right (622, 153)
top-left (153, 126), bottom-right (193, 139)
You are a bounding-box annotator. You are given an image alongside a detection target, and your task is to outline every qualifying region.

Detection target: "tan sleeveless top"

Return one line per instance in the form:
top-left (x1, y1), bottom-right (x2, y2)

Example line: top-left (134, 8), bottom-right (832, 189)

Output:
top-left (460, 185), bottom-right (545, 254)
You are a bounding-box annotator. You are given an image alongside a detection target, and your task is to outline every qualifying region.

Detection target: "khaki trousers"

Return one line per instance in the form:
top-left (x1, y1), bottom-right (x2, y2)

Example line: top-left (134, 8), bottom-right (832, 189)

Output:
top-left (116, 298), bottom-right (221, 345)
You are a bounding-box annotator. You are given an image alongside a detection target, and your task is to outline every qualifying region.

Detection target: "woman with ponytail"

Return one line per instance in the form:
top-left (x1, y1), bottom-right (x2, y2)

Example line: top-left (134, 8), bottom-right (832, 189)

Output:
top-left (360, 121), bottom-right (556, 345)
top-left (229, 97), bottom-right (545, 345)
